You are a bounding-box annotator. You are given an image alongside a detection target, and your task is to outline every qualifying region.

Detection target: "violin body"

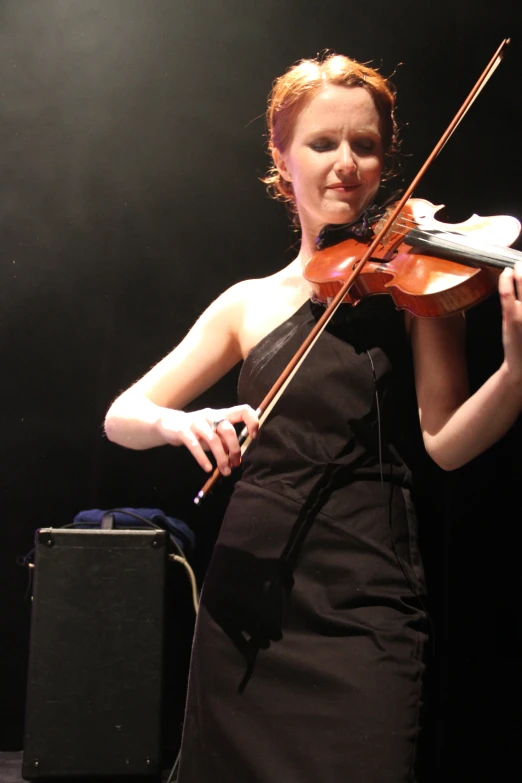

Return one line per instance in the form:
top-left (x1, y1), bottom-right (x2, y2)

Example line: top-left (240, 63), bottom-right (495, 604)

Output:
top-left (305, 199), bottom-right (522, 318)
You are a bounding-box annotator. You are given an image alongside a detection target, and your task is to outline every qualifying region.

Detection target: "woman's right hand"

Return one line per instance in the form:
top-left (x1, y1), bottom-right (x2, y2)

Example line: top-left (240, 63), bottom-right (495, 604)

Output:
top-left (157, 405), bottom-right (260, 475)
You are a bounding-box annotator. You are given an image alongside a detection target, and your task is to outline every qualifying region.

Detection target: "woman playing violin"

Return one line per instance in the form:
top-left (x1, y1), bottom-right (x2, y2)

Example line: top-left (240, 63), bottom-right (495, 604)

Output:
top-left (104, 54), bottom-right (522, 782)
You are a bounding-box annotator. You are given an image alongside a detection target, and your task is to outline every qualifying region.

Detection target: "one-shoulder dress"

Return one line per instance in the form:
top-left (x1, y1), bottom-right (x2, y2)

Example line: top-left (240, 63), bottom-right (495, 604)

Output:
top-left (177, 296), bottom-right (429, 783)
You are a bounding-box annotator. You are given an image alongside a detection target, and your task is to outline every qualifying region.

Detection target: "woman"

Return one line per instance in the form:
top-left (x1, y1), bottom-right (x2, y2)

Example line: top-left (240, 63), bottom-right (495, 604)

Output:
top-left (104, 54), bottom-right (522, 782)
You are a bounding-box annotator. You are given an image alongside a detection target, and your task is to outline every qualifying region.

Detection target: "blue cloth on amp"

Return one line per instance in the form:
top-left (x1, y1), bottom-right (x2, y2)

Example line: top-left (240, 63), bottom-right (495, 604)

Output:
top-left (72, 507), bottom-right (195, 555)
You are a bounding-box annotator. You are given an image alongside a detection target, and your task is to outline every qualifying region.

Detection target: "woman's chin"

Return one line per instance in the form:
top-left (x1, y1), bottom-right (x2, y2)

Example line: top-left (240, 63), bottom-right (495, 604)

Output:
top-left (322, 203), bottom-right (362, 226)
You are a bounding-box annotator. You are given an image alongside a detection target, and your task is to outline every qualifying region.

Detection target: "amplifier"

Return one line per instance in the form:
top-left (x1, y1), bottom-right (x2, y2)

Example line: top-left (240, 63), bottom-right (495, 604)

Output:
top-left (22, 528), bottom-right (167, 779)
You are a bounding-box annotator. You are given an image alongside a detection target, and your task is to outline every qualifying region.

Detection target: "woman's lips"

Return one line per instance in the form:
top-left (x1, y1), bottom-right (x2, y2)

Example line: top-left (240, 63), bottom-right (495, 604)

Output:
top-left (327, 183), bottom-right (360, 191)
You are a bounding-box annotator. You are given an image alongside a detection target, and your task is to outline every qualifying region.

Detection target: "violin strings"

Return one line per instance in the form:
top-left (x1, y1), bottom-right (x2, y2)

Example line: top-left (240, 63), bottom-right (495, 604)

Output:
top-left (324, 211), bottom-right (502, 245)
top-left (364, 210), bottom-right (518, 271)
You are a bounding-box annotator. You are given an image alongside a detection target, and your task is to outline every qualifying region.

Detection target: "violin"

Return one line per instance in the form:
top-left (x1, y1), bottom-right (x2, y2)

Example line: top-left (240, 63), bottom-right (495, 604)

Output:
top-left (304, 197), bottom-right (522, 318)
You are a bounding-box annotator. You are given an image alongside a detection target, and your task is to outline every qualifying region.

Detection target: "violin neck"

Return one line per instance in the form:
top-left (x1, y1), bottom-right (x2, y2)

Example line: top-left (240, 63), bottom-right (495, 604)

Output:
top-left (405, 228), bottom-right (521, 270)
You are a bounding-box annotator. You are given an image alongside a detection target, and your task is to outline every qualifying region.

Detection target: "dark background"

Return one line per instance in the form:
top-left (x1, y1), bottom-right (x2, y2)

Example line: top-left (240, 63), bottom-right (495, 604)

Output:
top-left (1, 1), bottom-right (521, 780)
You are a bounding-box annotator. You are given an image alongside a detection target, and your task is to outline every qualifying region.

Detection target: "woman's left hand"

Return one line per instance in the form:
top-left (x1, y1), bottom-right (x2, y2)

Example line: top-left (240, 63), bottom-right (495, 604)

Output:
top-left (499, 261), bottom-right (522, 383)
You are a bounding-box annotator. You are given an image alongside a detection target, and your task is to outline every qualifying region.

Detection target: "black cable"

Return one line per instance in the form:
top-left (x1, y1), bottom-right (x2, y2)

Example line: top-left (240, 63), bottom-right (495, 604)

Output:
top-left (164, 747), bottom-right (181, 783)
top-left (366, 350), bottom-right (435, 648)
top-left (366, 349), bottom-right (384, 489)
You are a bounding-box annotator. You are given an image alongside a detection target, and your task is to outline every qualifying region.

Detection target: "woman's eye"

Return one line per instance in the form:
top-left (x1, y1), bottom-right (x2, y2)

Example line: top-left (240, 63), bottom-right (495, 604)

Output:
top-left (355, 139), bottom-right (376, 153)
top-left (310, 139), bottom-right (336, 152)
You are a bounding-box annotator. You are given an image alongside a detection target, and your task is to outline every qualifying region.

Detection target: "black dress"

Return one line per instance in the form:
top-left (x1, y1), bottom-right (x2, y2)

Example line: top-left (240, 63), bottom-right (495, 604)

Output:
top-left (177, 296), bottom-right (429, 783)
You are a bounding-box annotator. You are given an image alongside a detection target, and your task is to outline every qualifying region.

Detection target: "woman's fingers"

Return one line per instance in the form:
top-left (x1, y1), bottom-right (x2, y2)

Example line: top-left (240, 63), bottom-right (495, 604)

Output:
top-left (158, 405), bottom-right (260, 475)
top-left (215, 404), bottom-right (260, 441)
top-left (158, 411), bottom-right (214, 472)
top-left (499, 263), bottom-right (522, 380)
top-left (499, 264), bottom-right (522, 323)
top-left (191, 417), bottom-right (233, 475)
top-left (200, 406), bottom-right (260, 472)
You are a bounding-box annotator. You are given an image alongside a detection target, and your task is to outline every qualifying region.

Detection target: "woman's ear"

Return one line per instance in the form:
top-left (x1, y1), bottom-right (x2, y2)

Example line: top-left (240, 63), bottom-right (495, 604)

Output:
top-left (273, 148), bottom-right (292, 182)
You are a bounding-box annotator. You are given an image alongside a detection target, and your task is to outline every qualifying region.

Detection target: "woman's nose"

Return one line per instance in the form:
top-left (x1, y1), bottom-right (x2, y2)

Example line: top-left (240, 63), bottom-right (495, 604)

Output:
top-left (334, 144), bottom-right (357, 176)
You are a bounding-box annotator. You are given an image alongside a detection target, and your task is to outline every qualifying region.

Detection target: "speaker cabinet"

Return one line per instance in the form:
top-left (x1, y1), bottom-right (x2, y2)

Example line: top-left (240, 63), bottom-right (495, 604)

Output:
top-left (22, 528), bottom-right (167, 779)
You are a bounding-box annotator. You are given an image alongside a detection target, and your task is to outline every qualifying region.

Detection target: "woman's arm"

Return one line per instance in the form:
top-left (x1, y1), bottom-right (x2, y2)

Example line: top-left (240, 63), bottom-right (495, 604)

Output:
top-left (104, 280), bottom-right (259, 474)
top-left (411, 265), bottom-right (522, 471)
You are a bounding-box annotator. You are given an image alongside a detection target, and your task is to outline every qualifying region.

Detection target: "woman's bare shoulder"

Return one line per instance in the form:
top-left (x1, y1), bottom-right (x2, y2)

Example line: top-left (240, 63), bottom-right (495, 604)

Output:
top-left (220, 264), bottom-right (297, 302)
top-left (214, 263), bottom-right (302, 322)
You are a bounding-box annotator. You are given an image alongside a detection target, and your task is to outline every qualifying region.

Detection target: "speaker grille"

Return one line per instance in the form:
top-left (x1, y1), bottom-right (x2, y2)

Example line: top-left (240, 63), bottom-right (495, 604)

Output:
top-left (22, 528), bottom-right (166, 779)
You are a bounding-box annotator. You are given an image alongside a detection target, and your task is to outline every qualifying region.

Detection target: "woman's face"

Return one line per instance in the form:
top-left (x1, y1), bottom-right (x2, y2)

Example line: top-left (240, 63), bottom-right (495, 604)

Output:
top-left (275, 85), bottom-right (384, 240)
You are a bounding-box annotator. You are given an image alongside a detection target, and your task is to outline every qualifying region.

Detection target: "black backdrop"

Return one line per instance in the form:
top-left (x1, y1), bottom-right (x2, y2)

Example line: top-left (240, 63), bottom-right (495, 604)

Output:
top-left (1, 0), bottom-right (521, 779)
